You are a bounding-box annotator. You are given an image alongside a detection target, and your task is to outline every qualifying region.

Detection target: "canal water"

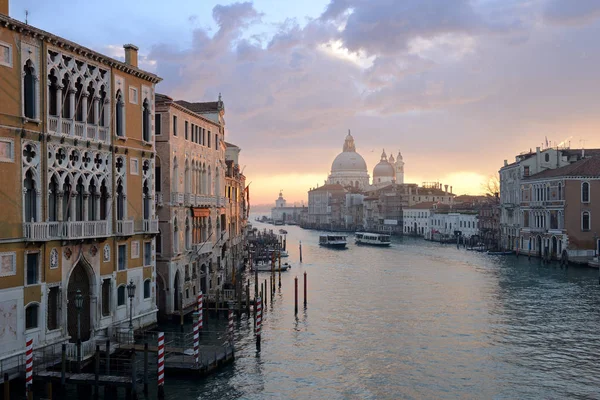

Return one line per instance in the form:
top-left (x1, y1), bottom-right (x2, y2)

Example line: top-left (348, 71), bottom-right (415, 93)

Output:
top-left (164, 221), bottom-right (600, 399)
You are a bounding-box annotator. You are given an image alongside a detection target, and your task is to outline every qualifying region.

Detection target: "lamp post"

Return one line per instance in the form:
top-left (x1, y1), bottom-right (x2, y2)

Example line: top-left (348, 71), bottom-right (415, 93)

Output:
top-left (75, 289), bottom-right (83, 370)
top-left (127, 280), bottom-right (136, 341)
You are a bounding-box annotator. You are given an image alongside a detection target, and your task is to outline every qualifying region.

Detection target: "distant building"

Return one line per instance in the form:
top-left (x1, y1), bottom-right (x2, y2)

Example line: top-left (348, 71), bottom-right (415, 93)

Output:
top-left (270, 191), bottom-right (305, 224)
top-left (327, 131), bottom-right (370, 190)
top-left (403, 202), bottom-right (435, 236)
top-left (306, 184), bottom-right (346, 230)
top-left (479, 196), bottom-right (500, 249)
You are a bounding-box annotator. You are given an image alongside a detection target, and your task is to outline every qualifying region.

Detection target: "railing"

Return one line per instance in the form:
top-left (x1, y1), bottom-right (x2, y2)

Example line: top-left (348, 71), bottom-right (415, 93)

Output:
top-left (87, 125), bottom-right (97, 139)
top-left (98, 127), bottom-right (109, 142)
top-left (193, 241), bottom-right (213, 255)
top-left (184, 193), bottom-right (192, 206)
top-left (48, 116), bottom-right (59, 133)
top-left (155, 192), bottom-right (164, 206)
top-left (61, 118), bottom-right (73, 135)
top-left (74, 121), bottom-right (85, 138)
top-left (62, 220), bottom-right (111, 239)
top-left (65, 340), bottom-right (98, 361)
top-left (171, 192), bottom-right (184, 205)
top-left (143, 218), bottom-right (159, 233)
top-left (116, 220), bottom-right (134, 236)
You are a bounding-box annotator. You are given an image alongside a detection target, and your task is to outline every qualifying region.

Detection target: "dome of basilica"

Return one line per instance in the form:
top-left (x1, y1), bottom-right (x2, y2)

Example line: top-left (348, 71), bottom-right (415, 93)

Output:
top-left (330, 133), bottom-right (368, 173)
top-left (373, 149), bottom-right (396, 179)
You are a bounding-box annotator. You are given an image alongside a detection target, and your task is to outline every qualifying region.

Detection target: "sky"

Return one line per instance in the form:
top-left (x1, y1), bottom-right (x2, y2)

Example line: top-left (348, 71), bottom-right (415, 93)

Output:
top-left (11, 0), bottom-right (600, 205)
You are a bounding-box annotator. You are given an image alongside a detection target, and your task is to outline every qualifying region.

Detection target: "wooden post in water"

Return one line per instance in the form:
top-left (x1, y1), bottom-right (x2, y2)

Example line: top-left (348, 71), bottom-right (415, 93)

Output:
top-left (105, 340), bottom-right (111, 374)
top-left (143, 343), bottom-right (149, 396)
top-left (95, 345), bottom-right (100, 399)
top-left (130, 350), bottom-right (137, 399)
top-left (157, 332), bottom-right (165, 400)
top-left (216, 289), bottom-right (220, 319)
top-left (304, 271), bottom-right (307, 308)
top-left (294, 276), bottom-right (298, 315)
top-left (4, 373), bottom-right (9, 400)
top-left (246, 280), bottom-right (251, 315)
top-left (255, 297), bottom-right (262, 352)
top-left (180, 295), bottom-right (184, 331)
top-left (61, 343), bottom-right (66, 389)
top-left (46, 382), bottom-right (53, 400)
top-left (299, 241), bottom-right (303, 263)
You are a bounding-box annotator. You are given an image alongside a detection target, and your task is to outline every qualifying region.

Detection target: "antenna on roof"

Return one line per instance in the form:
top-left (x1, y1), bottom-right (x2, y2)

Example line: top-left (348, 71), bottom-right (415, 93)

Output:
top-left (25, 10), bottom-right (29, 24)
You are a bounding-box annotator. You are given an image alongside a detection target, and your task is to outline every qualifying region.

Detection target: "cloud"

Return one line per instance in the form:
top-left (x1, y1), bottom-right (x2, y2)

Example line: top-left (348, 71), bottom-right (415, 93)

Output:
top-left (544, 0), bottom-right (600, 25)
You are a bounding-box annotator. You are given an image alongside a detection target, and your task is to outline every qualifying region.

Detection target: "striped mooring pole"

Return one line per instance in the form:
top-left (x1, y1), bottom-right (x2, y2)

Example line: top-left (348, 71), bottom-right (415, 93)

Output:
top-left (157, 332), bottom-right (165, 398)
top-left (255, 297), bottom-right (262, 352)
top-left (197, 292), bottom-right (203, 330)
top-left (228, 306), bottom-right (234, 344)
top-left (25, 337), bottom-right (33, 395)
top-left (193, 316), bottom-right (200, 366)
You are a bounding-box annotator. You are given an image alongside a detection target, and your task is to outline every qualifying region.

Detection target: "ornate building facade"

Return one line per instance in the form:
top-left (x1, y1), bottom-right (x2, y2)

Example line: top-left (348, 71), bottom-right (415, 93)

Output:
top-left (0, 2), bottom-right (160, 364)
top-left (327, 131), bottom-right (370, 190)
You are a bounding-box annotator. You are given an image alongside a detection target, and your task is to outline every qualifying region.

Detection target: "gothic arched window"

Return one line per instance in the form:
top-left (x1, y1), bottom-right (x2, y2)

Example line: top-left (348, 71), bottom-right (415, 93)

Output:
top-left (23, 61), bottom-right (36, 119)
top-left (142, 99), bottom-right (151, 142)
top-left (115, 90), bottom-right (124, 137)
top-left (24, 170), bottom-right (37, 222)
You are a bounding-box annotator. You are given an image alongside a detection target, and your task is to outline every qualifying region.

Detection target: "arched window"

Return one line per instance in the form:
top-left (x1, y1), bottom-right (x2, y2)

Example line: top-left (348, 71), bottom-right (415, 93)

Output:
top-left (61, 75), bottom-right (71, 119)
top-left (155, 156), bottom-right (162, 193)
top-left (116, 179), bottom-right (125, 220)
top-left (582, 211), bottom-right (591, 231)
top-left (98, 86), bottom-right (107, 127)
top-left (544, 153), bottom-right (550, 162)
top-left (25, 303), bottom-right (39, 330)
top-left (173, 217), bottom-right (179, 253)
top-left (115, 90), bottom-right (124, 137)
top-left (185, 217), bottom-right (190, 250)
top-left (100, 180), bottom-right (108, 220)
top-left (62, 176), bottom-right (72, 221)
top-left (184, 160), bottom-right (190, 194)
top-left (89, 181), bottom-right (97, 221)
top-left (49, 70), bottom-right (59, 117)
top-left (23, 61), bottom-right (36, 119)
top-left (75, 78), bottom-right (84, 122)
top-left (24, 170), bottom-right (37, 222)
top-left (143, 279), bottom-right (151, 299)
top-left (48, 175), bottom-right (59, 222)
top-left (75, 177), bottom-right (84, 221)
top-left (87, 82), bottom-right (96, 124)
top-left (558, 183), bottom-right (562, 200)
top-left (172, 157), bottom-right (179, 193)
top-left (142, 99), bottom-right (150, 142)
top-left (582, 182), bottom-right (590, 203)
top-left (156, 230), bottom-right (162, 254)
top-left (143, 180), bottom-right (150, 220)
top-left (117, 285), bottom-right (126, 306)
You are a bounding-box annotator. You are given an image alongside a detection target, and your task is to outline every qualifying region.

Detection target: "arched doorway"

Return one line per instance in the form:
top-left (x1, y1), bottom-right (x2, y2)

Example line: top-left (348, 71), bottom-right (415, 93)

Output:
top-left (67, 261), bottom-right (92, 342)
top-left (156, 274), bottom-right (166, 321)
top-left (537, 236), bottom-right (542, 257)
top-left (173, 270), bottom-right (180, 312)
top-left (551, 236), bottom-right (558, 259)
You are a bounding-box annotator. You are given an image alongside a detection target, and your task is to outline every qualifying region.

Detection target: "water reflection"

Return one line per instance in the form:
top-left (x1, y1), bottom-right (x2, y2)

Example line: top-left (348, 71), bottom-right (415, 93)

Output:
top-left (160, 223), bottom-right (600, 399)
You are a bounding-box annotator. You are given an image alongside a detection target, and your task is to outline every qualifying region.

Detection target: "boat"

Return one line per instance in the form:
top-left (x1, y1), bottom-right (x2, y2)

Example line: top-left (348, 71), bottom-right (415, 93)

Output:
top-left (279, 229), bottom-right (288, 234)
top-left (254, 260), bottom-right (291, 272)
top-left (486, 251), bottom-right (513, 255)
top-left (354, 232), bottom-right (391, 246)
top-left (269, 249), bottom-right (289, 257)
top-left (319, 234), bottom-right (347, 249)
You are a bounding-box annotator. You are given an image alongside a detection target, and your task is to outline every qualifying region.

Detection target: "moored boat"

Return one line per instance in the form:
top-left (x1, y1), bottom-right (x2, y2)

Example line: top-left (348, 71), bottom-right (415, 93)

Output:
top-left (486, 250), bottom-right (513, 255)
top-left (319, 234), bottom-right (347, 249)
top-left (355, 232), bottom-right (391, 246)
top-left (254, 260), bottom-right (291, 271)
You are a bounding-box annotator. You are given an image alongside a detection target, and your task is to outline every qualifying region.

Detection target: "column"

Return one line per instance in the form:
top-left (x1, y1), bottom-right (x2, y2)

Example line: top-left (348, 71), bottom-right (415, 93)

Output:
top-left (81, 94), bottom-right (88, 124)
top-left (83, 193), bottom-right (89, 222)
top-left (56, 86), bottom-right (63, 132)
top-left (57, 191), bottom-right (64, 222)
top-left (95, 194), bottom-right (101, 222)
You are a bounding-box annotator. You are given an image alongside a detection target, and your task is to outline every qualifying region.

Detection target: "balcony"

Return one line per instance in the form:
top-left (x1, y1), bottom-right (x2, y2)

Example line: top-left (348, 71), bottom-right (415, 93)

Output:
top-left (23, 220), bottom-right (110, 241)
top-left (155, 192), bottom-right (163, 207)
top-left (143, 218), bottom-right (159, 233)
top-left (193, 241), bottom-right (213, 256)
top-left (48, 116), bottom-right (110, 144)
top-left (116, 220), bottom-right (134, 236)
top-left (184, 193), bottom-right (193, 206)
top-left (171, 192), bottom-right (184, 205)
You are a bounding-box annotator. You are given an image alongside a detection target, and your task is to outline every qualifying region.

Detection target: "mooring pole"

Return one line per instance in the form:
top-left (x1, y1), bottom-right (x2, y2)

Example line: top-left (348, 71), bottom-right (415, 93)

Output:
top-left (246, 280), bottom-right (251, 315)
top-left (157, 332), bottom-right (165, 400)
top-left (294, 276), bottom-right (298, 315)
top-left (180, 296), bottom-right (184, 332)
top-left (61, 343), bottom-right (66, 388)
top-left (4, 373), bottom-right (9, 400)
top-left (95, 345), bottom-right (100, 399)
top-left (131, 350), bottom-right (137, 399)
top-left (105, 340), bottom-right (111, 374)
top-left (299, 241), bottom-right (303, 263)
top-left (255, 297), bottom-right (262, 352)
top-left (304, 271), bottom-right (307, 308)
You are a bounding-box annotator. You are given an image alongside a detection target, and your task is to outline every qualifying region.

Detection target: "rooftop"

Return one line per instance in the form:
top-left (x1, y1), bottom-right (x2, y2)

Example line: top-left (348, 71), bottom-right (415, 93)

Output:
top-left (175, 100), bottom-right (222, 114)
top-left (309, 184), bottom-right (345, 193)
top-left (526, 156), bottom-right (600, 180)
top-left (406, 202), bottom-right (436, 210)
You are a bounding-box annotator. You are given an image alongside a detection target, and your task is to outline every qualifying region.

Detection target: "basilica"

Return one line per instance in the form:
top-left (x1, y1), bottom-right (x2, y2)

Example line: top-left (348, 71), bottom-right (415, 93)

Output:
top-left (326, 131), bottom-right (404, 189)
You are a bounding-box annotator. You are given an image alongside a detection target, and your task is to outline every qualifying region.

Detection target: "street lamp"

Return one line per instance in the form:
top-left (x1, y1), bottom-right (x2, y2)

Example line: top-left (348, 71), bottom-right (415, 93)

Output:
top-left (127, 280), bottom-right (136, 330)
top-left (75, 289), bottom-right (83, 369)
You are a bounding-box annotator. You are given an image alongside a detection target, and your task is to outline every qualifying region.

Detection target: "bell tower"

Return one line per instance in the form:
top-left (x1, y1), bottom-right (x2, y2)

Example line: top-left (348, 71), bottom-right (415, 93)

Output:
top-left (395, 151), bottom-right (404, 184)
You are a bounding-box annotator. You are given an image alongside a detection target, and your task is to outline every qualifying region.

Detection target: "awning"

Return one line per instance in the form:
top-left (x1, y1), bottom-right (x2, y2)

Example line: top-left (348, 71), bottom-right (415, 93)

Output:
top-left (192, 208), bottom-right (210, 217)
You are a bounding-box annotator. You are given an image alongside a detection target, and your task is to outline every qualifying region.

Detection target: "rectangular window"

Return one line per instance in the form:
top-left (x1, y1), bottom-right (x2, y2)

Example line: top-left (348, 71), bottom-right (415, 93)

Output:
top-left (131, 241), bottom-right (140, 259)
top-left (129, 87), bottom-right (138, 104)
top-left (26, 253), bottom-right (39, 285)
top-left (130, 158), bottom-right (139, 175)
top-left (185, 121), bottom-right (189, 140)
top-left (118, 244), bottom-right (127, 270)
top-left (117, 286), bottom-right (126, 306)
top-left (102, 279), bottom-right (111, 316)
top-left (208, 132), bottom-right (211, 148)
top-left (144, 280), bottom-right (151, 299)
top-left (215, 133), bottom-right (218, 149)
top-left (47, 286), bottom-right (59, 330)
top-left (173, 115), bottom-right (178, 136)
top-left (523, 166), bottom-right (530, 177)
top-left (144, 242), bottom-right (152, 266)
top-left (0, 42), bottom-right (12, 67)
top-left (0, 139), bottom-right (14, 163)
top-left (25, 305), bottom-right (38, 330)
top-left (155, 114), bottom-right (162, 135)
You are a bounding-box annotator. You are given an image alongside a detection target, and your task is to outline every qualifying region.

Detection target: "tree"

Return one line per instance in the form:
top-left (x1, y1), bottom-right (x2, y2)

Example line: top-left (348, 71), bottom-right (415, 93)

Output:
top-left (481, 174), bottom-right (500, 202)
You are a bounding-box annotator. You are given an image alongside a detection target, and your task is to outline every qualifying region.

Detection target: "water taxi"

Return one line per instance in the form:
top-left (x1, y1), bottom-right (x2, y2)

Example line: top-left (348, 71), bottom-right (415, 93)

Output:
top-left (354, 232), bottom-right (391, 246)
top-left (319, 234), bottom-right (347, 249)
top-left (254, 260), bottom-right (291, 272)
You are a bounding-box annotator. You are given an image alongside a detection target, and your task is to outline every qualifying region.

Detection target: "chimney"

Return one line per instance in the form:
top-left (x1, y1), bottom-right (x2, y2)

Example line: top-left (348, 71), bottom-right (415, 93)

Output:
top-left (536, 146), bottom-right (541, 171)
top-left (582, 149), bottom-right (585, 158)
top-left (444, 184), bottom-right (448, 195)
top-left (0, 0), bottom-right (8, 16)
top-left (450, 186), bottom-right (453, 194)
top-left (123, 44), bottom-right (139, 68)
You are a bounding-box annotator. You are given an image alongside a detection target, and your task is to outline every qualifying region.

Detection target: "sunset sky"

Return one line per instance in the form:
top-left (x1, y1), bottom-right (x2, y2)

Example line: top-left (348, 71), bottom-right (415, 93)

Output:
top-left (14, 0), bottom-right (600, 205)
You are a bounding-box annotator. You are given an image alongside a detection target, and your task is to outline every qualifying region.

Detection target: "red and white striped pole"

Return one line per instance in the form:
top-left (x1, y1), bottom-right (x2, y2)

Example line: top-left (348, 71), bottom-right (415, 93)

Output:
top-left (197, 292), bottom-right (203, 331)
top-left (157, 332), bottom-right (165, 397)
top-left (228, 307), bottom-right (234, 344)
top-left (25, 337), bottom-right (33, 392)
top-left (255, 297), bottom-right (262, 352)
top-left (193, 316), bottom-right (199, 366)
